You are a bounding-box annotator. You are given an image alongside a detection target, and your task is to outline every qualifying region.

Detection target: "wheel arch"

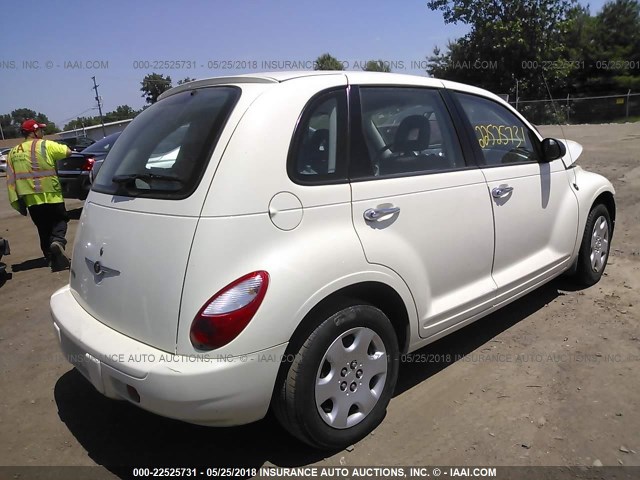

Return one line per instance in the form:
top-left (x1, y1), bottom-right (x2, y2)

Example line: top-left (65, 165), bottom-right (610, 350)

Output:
top-left (594, 190), bottom-right (616, 235)
top-left (270, 280), bottom-right (412, 402)
top-left (572, 169), bottom-right (616, 255)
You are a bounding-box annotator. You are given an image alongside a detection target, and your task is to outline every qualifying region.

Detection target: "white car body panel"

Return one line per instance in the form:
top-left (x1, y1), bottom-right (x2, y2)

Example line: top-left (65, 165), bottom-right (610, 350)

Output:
top-left (177, 204), bottom-right (365, 355)
top-left (570, 166), bottom-right (616, 253)
top-left (350, 169), bottom-right (498, 337)
top-left (482, 159), bottom-right (579, 296)
top-left (70, 202), bottom-right (198, 353)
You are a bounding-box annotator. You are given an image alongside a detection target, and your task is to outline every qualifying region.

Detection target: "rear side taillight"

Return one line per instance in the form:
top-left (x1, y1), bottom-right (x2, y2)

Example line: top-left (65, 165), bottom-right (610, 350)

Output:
top-left (82, 157), bottom-right (95, 171)
top-left (190, 271), bottom-right (269, 350)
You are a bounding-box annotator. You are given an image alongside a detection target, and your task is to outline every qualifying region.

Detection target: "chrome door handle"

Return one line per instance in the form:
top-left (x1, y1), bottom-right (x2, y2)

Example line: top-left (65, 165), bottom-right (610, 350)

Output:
top-left (363, 206), bottom-right (400, 221)
top-left (491, 186), bottom-right (514, 198)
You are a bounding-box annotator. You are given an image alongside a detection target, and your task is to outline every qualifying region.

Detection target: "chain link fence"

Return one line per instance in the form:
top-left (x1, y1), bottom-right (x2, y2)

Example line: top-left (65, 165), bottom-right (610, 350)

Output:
top-left (508, 92), bottom-right (640, 124)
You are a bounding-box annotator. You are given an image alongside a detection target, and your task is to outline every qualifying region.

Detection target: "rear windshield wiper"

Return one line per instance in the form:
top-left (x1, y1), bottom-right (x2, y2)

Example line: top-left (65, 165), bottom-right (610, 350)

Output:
top-left (112, 173), bottom-right (184, 185)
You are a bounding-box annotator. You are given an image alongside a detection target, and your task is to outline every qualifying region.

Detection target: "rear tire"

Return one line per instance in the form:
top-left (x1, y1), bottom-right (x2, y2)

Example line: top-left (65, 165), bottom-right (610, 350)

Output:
top-left (574, 204), bottom-right (612, 286)
top-left (274, 303), bottom-right (399, 449)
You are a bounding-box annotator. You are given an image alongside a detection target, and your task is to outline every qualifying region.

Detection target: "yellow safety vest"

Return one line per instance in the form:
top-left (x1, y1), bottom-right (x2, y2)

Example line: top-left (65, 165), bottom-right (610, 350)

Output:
top-left (6, 139), bottom-right (68, 210)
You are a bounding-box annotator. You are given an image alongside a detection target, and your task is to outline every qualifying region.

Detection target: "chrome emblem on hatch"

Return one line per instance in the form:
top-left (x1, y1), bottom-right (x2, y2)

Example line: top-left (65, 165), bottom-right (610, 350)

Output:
top-left (85, 257), bottom-right (120, 282)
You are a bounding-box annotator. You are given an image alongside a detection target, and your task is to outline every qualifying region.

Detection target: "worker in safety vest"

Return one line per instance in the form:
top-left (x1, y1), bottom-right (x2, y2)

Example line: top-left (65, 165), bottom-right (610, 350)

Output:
top-left (6, 119), bottom-right (72, 271)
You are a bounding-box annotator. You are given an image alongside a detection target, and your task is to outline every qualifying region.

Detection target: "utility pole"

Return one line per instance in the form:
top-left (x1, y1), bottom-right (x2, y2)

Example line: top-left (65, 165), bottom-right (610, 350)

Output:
top-left (91, 76), bottom-right (107, 138)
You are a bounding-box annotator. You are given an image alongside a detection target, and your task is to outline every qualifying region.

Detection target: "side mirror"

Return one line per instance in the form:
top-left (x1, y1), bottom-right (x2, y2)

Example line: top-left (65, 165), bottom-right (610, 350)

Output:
top-left (541, 138), bottom-right (566, 162)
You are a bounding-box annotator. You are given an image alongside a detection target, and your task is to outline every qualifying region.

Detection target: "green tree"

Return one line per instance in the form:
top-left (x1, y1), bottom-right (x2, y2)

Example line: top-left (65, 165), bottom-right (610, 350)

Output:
top-left (11, 108), bottom-right (38, 126)
top-left (562, 0), bottom-right (640, 93)
top-left (426, 0), bottom-right (579, 98)
top-left (104, 105), bottom-right (137, 123)
top-left (314, 53), bottom-right (344, 71)
top-left (363, 60), bottom-right (392, 72)
top-left (1, 113), bottom-right (18, 138)
top-left (177, 77), bottom-right (196, 85)
top-left (563, 4), bottom-right (598, 91)
top-left (140, 73), bottom-right (172, 104)
top-left (1, 108), bottom-right (58, 137)
top-left (63, 116), bottom-right (100, 132)
top-left (594, 0), bottom-right (640, 91)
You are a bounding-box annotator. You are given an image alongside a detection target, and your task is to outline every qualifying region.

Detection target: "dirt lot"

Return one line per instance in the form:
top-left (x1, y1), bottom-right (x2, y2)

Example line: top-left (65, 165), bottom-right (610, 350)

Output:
top-left (0, 123), bottom-right (638, 478)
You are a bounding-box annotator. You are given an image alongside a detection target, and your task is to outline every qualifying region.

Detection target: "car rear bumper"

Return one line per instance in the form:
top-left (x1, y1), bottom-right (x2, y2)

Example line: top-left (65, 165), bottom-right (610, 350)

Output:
top-left (59, 174), bottom-right (90, 199)
top-left (50, 285), bottom-right (286, 426)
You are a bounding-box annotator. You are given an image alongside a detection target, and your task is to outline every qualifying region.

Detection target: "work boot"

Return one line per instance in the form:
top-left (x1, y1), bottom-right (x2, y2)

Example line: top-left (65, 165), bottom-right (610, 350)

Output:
top-left (50, 241), bottom-right (70, 272)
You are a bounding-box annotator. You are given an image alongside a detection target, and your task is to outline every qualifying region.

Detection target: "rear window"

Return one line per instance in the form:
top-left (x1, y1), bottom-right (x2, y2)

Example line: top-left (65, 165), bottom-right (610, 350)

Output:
top-left (82, 133), bottom-right (120, 155)
top-left (92, 86), bottom-right (240, 199)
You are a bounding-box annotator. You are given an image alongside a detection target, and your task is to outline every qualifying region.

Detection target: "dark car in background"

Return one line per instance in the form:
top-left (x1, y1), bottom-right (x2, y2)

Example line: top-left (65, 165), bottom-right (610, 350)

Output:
top-left (57, 132), bottom-right (121, 200)
top-left (55, 136), bottom-right (96, 152)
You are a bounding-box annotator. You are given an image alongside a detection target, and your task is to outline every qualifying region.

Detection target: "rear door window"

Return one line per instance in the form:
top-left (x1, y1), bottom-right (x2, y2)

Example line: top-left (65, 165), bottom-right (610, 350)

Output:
top-left (92, 86), bottom-right (240, 199)
top-left (353, 87), bottom-right (466, 178)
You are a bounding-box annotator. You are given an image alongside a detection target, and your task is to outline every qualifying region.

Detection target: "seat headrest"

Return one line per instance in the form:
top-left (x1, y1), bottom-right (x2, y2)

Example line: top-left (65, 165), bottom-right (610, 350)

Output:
top-left (394, 115), bottom-right (430, 152)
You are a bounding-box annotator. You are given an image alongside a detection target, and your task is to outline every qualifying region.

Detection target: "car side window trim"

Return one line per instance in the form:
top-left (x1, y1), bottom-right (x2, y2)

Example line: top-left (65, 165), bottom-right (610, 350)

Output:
top-left (439, 89), bottom-right (485, 169)
top-left (348, 86), bottom-right (477, 182)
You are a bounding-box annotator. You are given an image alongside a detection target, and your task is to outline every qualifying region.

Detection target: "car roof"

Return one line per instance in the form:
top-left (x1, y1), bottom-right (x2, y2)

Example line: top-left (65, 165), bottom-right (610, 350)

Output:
top-left (159, 71), bottom-right (340, 99)
top-left (160, 71), bottom-right (503, 105)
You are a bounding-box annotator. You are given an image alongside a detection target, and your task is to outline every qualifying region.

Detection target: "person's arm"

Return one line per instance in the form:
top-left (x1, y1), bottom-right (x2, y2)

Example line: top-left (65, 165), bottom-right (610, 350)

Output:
top-left (45, 141), bottom-right (72, 164)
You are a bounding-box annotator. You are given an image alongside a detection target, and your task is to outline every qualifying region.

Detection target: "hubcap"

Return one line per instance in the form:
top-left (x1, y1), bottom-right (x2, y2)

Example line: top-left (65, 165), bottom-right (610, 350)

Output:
top-left (315, 327), bottom-right (388, 429)
top-left (590, 215), bottom-right (609, 273)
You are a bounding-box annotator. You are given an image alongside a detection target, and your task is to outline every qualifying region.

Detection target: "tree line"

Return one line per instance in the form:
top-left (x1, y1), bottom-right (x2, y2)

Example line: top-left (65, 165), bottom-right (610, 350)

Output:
top-left (425, 0), bottom-right (640, 99)
top-left (0, 106), bottom-right (142, 139)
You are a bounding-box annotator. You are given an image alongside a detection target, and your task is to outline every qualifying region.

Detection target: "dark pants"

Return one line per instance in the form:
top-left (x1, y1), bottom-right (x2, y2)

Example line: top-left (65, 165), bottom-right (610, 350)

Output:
top-left (28, 202), bottom-right (69, 258)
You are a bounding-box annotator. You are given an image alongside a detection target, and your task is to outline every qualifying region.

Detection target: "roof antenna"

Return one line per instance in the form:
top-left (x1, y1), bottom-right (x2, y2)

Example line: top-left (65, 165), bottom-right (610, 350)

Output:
top-left (540, 69), bottom-right (579, 190)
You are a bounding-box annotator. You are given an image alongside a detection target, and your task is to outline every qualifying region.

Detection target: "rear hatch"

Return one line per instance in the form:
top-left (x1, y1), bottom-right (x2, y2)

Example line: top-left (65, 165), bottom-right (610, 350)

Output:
top-left (68, 85), bottom-right (247, 353)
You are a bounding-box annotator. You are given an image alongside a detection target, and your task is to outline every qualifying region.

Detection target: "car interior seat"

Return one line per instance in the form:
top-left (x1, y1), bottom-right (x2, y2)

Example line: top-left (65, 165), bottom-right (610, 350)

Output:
top-left (379, 115), bottom-right (432, 175)
top-left (304, 129), bottom-right (330, 174)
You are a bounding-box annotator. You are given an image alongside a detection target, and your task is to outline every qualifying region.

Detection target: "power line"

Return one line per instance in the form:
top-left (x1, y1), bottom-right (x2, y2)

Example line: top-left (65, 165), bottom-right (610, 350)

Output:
top-left (57, 107), bottom-right (99, 127)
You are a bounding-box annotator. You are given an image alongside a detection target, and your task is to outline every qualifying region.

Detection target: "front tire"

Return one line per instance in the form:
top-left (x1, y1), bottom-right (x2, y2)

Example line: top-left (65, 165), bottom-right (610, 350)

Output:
top-left (274, 303), bottom-right (399, 449)
top-left (575, 204), bottom-right (612, 286)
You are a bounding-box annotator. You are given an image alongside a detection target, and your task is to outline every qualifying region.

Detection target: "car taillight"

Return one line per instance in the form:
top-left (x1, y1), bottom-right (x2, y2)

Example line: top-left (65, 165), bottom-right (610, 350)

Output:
top-left (190, 271), bottom-right (269, 350)
top-left (82, 157), bottom-right (95, 171)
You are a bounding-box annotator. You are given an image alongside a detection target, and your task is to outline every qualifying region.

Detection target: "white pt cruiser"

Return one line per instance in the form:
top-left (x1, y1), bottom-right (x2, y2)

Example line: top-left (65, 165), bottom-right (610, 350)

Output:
top-left (50, 71), bottom-right (615, 449)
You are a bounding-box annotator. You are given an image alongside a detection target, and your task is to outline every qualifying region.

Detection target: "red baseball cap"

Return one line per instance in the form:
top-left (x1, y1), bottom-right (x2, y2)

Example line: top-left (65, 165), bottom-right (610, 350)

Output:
top-left (21, 119), bottom-right (47, 133)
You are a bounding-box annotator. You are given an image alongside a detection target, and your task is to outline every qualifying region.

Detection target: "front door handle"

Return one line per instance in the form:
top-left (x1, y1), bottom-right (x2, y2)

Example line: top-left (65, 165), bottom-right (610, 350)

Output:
top-left (492, 185), bottom-right (514, 198)
top-left (363, 206), bottom-right (400, 221)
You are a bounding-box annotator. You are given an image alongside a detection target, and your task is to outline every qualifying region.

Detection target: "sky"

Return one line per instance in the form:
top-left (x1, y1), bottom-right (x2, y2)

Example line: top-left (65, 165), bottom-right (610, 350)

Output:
top-left (0, 0), bottom-right (610, 130)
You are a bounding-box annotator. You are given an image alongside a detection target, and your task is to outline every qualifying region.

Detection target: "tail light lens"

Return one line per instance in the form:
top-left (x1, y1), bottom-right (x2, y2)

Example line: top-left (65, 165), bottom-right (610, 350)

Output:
top-left (82, 157), bottom-right (95, 171)
top-left (190, 271), bottom-right (269, 350)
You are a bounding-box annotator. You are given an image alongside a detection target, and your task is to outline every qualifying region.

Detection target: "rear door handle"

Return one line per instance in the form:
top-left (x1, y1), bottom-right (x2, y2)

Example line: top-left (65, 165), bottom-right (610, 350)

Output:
top-left (363, 206), bottom-right (400, 221)
top-left (491, 186), bottom-right (514, 198)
